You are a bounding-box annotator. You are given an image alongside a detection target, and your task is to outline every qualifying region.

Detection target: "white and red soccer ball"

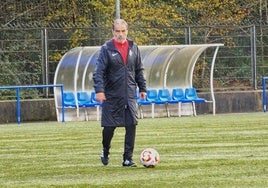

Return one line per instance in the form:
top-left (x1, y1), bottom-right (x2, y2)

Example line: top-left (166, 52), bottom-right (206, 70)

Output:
top-left (140, 148), bottom-right (160, 168)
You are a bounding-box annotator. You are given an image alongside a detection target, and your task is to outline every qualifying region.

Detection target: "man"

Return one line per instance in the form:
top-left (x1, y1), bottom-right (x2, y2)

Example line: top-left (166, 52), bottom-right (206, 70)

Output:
top-left (93, 19), bottom-right (147, 167)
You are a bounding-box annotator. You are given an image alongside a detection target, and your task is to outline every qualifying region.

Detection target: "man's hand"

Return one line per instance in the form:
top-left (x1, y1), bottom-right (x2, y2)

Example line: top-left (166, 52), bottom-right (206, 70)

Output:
top-left (140, 92), bottom-right (146, 99)
top-left (96, 92), bottom-right (106, 103)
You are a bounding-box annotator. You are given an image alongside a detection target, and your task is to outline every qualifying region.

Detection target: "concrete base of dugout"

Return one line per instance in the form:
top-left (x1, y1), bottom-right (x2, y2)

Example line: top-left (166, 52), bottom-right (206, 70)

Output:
top-left (0, 90), bottom-right (264, 124)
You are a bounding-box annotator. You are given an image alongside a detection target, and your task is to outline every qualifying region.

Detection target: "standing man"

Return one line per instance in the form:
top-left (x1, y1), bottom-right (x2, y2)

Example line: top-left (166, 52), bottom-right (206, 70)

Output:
top-left (93, 19), bottom-right (147, 167)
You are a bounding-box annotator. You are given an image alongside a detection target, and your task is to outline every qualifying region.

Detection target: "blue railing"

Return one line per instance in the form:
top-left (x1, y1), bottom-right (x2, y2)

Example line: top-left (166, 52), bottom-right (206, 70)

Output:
top-left (0, 84), bottom-right (64, 124)
top-left (262, 77), bottom-right (268, 112)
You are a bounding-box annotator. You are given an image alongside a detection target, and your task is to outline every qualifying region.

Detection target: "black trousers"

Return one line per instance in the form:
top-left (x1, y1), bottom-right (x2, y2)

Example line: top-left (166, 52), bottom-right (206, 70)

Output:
top-left (102, 125), bottom-right (136, 160)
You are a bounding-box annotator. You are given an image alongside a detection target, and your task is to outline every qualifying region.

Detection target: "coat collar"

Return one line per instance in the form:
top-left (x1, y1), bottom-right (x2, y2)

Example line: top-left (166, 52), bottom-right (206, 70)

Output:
top-left (105, 38), bottom-right (134, 50)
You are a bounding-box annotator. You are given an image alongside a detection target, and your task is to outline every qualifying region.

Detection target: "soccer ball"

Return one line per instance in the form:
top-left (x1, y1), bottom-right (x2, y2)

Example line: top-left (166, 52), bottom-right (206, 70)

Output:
top-left (140, 148), bottom-right (160, 168)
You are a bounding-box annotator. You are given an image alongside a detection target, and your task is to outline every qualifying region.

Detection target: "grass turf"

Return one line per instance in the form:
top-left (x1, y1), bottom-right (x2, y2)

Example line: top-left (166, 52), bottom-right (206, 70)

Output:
top-left (0, 113), bottom-right (267, 187)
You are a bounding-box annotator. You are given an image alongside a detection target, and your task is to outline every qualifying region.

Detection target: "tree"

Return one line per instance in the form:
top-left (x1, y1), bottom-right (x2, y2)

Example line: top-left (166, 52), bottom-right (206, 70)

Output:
top-left (0, 0), bottom-right (266, 90)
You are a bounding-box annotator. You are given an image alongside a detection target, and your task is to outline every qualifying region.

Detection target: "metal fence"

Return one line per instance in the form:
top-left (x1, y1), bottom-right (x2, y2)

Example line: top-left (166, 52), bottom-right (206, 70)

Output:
top-left (0, 24), bottom-right (268, 99)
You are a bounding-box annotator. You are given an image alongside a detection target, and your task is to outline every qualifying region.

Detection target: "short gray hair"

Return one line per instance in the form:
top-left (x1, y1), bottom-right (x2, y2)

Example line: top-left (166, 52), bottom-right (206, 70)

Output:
top-left (112, 19), bottom-right (128, 30)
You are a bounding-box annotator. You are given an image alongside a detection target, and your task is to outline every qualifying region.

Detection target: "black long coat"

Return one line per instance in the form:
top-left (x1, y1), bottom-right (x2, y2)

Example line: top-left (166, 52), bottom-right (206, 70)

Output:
top-left (93, 39), bottom-right (146, 127)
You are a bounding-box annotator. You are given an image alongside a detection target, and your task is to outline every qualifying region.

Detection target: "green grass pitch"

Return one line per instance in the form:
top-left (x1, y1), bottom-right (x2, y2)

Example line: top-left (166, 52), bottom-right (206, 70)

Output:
top-left (0, 113), bottom-right (267, 187)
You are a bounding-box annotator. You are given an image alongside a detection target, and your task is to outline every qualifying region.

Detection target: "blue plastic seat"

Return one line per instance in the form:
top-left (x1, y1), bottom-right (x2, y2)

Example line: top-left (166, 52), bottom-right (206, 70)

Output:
top-left (146, 89), bottom-right (166, 118)
top-left (158, 88), bottom-right (170, 102)
top-left (63, 92), bottom-right (77, 107)
top-left (62, 92), bottom-right (81, 119)
top-left (185, 88), bottom-right (205, 103)
top-left (171, 88), bottom-right (194, 117)
top-left (147, 89), bottom-right (165, 104)
top-left (158, 88), bottom-right (178, 104)
top-left (158, 88), bottom-right (179, 117)
top-left (185, 88), bottom-right (206, 116)
top-left (77, 92), bottom-right (96, 107)
top-left (172, 88), bottom-right (191, 103)
top-left (77, 91), bottom-right (95, 121)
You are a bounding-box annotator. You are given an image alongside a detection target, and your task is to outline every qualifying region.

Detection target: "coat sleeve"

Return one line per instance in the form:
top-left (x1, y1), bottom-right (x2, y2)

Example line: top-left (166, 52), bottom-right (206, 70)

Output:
top-left (93, 45), bottom-right (108, 93)
top-left (135, 45), bottom-right (147, 92)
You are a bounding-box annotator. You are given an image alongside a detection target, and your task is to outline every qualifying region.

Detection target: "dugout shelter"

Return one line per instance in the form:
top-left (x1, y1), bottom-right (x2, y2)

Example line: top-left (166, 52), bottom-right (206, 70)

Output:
top-left (54, 44), bottom-right (223, 121)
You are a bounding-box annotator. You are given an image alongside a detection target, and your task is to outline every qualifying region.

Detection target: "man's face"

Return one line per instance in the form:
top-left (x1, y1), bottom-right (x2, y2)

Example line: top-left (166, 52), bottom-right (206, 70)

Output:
top-left (112, 23), bottom-right (128, 44)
